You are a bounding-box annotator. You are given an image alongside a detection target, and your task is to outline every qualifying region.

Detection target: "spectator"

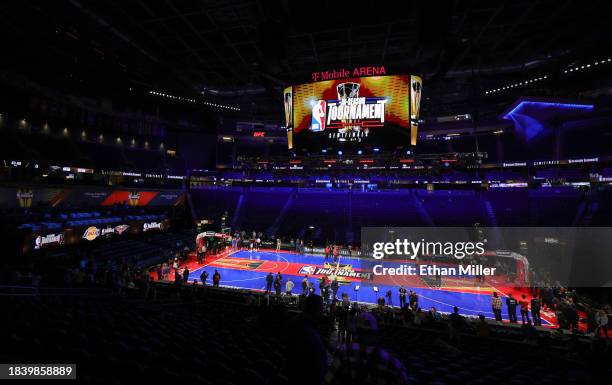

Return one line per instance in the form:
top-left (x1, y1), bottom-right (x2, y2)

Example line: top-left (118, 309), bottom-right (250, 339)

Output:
top-left (398, 286), bottom-right (407, 308)
top-left (285, 278), bottom-right (294, 296)
top-left (409, 290), bottom-right (418, 311)
top-left (519, 294), bottom-right (531, 324)
top-left (265, 272), bottom-right (273, 294)
top-left (274, 274), bottom-right (282, 296)
top-left (506, 293), bottom-right (518, 323)
top-left (531, 295), bottom-right (542, 326)
top-left (448, 306), bottom-right (465, 343)
top-left (182, 267), bottom-right (190, 283)
top-left (324, 311), bottom-right (410, 385)
top-left (302, 275), bottom-right (309, 296)
top-left (476, 314), bottom-right (490, 338)
top-left (199, 270), bottom-right (209, 286)
top-left (385, 290), bottom-right (393, 307)
top-left (492, 292), bottom-right (503, 322)
top-left (212, 270), bottom-right (220, 287)
top-left (426, 306), bottom-right (441, 323)
top-left (595, 310), bottom-right (608, 339)
top-left (331, 278), bottom-right (339, 299)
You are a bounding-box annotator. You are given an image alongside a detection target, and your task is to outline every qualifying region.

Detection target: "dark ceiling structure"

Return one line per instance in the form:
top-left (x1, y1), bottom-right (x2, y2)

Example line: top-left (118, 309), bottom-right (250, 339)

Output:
top-left (1, 0), bottom-right (610, 123)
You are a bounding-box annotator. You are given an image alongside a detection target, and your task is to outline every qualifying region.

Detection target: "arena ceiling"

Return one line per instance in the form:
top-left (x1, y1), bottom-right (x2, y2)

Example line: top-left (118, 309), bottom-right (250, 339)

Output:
top-left (1, 0), bottom-right (609, 121)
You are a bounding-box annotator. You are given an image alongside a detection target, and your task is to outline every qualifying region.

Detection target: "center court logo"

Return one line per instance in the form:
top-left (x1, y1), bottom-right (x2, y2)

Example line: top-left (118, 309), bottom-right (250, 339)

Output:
top-left (299, 266), bottom-right (316, 275)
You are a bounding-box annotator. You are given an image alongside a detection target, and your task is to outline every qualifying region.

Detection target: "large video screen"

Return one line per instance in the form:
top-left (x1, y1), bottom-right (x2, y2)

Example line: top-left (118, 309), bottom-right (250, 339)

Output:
top-left (285, 75), bottom-right (421, 149)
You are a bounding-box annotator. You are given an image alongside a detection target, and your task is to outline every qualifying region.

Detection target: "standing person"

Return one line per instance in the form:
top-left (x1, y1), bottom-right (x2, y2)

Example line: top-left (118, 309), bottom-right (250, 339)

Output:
top-left (265, 272), bottom-right (274, 294)
top-left (448, 307), bottom-right (465, 343)
top-left (519, 294), bottom-right (531, 324)
top-left (212, 270), bottom-right (221, 288)
top-left (492, 292), bottom-right (503, 322)
top-left (276, 238), bottom-right (281, 251)
top-left (409, 290), bottom-right (419, 311)
top-left (256, 236), bottom-right (261, 251)
top-left (197, 244), bottom-right (203, 264)
top-left (172, 257), bottom-right (179, 275)
top-left (399, 286), bottom-right (407, 308)
top-left (201, 244), bottom-right (207, 263)
top-left (385, 290), bottom-right (393, 307)
top-left (319, 277), bottom-right (327, 300)
top-left (285, 278), bottom-right (294, 296)
top-left (435, 271), bottom-right (442, 288)
top-left (595, 310), bottom-right (608, 338)
top-left (332, 245), bottom-right (339, 262)
top-left (274, 274), bottom-right (282, 296)
top-left (182, 267), bottom-right (190, 284)
top-left (200, 270), bottom-right (209, 286)
top-left (324, 245), bottom-right (330, 261)
top-left (302, 275), bottom-right (309, 296)
top-left (506, 293), bottom-right (518, 323)
top-left (300, 239), bottom-right (304, 254)
top-left (531, 296), bottom-right (542, 326)
top-left (331, 277), bottom-right (339, 300)
top-left (156, 264), bottom-right (163, 281)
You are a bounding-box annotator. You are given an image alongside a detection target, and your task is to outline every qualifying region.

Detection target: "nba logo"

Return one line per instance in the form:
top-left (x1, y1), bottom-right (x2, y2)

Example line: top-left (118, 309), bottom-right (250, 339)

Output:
top-left (299, 266), bottom-right (316, 275)
top-left (310, 100), bottom-right (326, 132)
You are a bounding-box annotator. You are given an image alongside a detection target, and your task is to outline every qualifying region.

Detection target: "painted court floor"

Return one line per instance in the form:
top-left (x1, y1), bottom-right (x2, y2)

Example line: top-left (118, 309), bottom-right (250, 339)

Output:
top-left (175, 249), bottom-right (555, 326)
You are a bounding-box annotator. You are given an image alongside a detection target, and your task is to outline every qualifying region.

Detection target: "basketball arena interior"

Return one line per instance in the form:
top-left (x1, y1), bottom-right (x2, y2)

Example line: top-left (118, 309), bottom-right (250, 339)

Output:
top-left (1, 1), bottom-right (611, 384)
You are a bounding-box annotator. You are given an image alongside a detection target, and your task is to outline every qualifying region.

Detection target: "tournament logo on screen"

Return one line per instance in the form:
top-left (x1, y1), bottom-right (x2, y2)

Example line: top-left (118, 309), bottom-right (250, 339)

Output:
top-left (309, 82), bottom-right (386, 137)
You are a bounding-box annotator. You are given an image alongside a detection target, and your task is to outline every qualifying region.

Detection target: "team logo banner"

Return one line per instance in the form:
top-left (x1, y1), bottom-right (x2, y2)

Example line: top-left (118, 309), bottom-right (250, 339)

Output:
top-left (83, 226), bottom-right (100, 241)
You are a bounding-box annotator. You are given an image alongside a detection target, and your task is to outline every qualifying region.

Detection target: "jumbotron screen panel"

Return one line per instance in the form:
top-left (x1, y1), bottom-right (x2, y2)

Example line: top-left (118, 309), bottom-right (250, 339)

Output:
top-left (285, 75), bottom-right (422, 149)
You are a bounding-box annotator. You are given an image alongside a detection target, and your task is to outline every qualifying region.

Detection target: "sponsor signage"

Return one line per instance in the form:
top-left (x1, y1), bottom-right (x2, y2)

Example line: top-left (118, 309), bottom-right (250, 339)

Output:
top-left (311, 66), bottom-right (387, 82)
top-left (143, 222), bottom-right (163, 232)
top-left (34, 233), bottom-right (64, 249)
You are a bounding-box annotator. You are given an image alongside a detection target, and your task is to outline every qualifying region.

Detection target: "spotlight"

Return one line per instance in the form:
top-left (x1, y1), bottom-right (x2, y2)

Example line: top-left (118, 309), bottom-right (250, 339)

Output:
top-left (373, 148), bottom-right (380, 152)
top-left (357, 150), bottom-right (363, 155)
top-left (338, 150), bottom-right (343, 155)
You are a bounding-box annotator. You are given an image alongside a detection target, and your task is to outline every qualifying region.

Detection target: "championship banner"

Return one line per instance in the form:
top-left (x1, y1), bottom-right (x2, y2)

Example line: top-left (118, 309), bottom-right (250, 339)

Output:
top-left (283, 86), bottom-right (294, 150)
top-left (409, 75), bottom-right (423, 146)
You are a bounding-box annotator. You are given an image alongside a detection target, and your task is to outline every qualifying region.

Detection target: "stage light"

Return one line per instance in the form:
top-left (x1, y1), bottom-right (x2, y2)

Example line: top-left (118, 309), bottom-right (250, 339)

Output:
top-left (357, 150), bottom-right (363, 155)
top-left (338, 150), bottom-right (343, 155)
top-left (373, 148), bottom-right (380, 152)
top-left (322, 149), bottom-right (327, 153)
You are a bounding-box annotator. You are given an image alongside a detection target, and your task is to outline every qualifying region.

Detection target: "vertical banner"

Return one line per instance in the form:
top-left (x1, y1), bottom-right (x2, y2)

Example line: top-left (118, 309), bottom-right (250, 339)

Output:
top-left (283, 86), bottom-right (293, 149)
top-left (410, 75), bottom-right (423, 146)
